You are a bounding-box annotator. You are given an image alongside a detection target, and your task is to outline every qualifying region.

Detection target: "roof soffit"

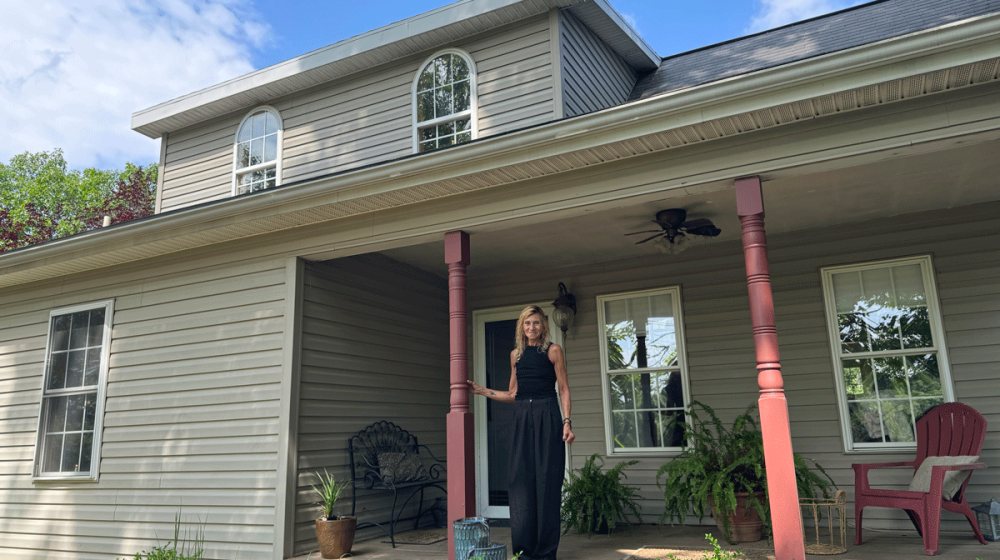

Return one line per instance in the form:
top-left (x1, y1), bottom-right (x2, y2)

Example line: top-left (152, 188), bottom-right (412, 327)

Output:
top-left (6, 15), bottom-right (1000, 288)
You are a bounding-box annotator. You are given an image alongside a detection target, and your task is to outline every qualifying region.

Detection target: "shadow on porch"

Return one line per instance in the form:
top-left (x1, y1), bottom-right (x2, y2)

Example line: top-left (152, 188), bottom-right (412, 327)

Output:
top-left (289, 524), bottom-right (994, 559)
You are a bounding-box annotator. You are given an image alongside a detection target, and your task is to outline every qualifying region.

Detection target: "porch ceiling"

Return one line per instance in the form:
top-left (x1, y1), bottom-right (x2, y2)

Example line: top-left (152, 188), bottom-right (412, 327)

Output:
top-left (378, 136), bottom-right (1000, 281)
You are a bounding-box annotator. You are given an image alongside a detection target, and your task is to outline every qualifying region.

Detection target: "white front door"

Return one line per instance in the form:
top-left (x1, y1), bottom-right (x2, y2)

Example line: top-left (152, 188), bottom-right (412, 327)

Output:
top-left (473, 304), bottom-right (561, 519)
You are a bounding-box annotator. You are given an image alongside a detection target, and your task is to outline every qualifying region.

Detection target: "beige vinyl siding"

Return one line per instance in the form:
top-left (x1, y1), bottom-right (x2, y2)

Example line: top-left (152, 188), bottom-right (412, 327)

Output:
top-left (158, 117), bottom-right (240, 212)
top-left (0, 255), bottom-right (288, 560)
top-left (558, 9), bottom-right (637, 118)
top-left (465, 205), bottom-right (999, 532)
top-left (293, 254), bottom-right (449, 555)
top-left (157, 15), bottom-right (555, 213)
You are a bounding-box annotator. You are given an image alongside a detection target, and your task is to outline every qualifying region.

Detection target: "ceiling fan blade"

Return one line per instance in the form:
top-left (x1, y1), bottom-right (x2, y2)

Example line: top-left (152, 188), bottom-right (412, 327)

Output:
top-left (685, 225), bottom-right (722, 237)
top-left (635, 233), bottom-right (664, 244)
top-left (680, 218), bottom-right (714, 229)
top-left (625, 229), bottom-right (663, 236)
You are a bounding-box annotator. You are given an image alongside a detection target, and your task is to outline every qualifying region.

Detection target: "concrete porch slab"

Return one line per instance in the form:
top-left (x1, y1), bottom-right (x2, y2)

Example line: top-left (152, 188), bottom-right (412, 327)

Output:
top-left (289, 524), bottom-right (995, 559)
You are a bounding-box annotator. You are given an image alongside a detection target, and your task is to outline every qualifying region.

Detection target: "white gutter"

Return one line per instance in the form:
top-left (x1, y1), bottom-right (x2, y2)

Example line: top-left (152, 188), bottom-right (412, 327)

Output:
top-left (3, 12), bottom-right (999, 281)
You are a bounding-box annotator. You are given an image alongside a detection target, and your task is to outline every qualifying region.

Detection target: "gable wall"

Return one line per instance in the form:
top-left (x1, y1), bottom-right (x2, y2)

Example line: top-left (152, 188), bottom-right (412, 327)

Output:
top-left (465, 204), bottom-right (999, 532)
top-left (0, 251), bottom-right (290, 559)
top-left (157, 14), bottom-right (556, 214)
top-left (558, 9), bottom-right (637, 118)
top-left (294, 255), bottom-right (449, 554)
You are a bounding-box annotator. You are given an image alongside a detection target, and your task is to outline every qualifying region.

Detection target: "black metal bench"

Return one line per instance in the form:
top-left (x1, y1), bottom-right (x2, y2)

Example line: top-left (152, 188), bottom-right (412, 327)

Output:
top-left (348, 420), bottom-right (446, 547)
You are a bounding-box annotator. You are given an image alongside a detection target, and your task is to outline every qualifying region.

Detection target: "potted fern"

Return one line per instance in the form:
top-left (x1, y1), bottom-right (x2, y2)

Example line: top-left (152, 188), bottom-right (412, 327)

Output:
top-left (561, 453), bottom-right (642, 535)
top-left (656, 401), bottom-right (833, 544)
top-left (313, 469), bottom-right (357, 559)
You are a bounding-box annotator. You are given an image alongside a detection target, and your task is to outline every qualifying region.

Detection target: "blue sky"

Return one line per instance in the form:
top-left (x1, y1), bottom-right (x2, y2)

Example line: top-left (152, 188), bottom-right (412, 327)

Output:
top-left (0, 0), bottom-right (860, 170)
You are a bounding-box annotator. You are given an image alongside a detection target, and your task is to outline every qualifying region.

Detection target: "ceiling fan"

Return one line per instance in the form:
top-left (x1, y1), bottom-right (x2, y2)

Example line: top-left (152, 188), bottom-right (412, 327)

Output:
top-left (625, 208), bottom-right (722, 246)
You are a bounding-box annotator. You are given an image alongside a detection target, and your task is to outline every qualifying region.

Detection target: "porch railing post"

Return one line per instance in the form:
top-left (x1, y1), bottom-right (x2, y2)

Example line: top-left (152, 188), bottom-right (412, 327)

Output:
top-left (735, 177), bottom-right (805, 560)
top-left (445, 231), bottom-right (474, 560)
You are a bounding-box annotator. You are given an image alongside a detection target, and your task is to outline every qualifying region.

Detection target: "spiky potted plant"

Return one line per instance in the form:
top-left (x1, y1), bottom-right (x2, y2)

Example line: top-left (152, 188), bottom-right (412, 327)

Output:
top-left (313, 469), bottom-right (356, 559)
top-left (561, 453), bottom-right (642, 535)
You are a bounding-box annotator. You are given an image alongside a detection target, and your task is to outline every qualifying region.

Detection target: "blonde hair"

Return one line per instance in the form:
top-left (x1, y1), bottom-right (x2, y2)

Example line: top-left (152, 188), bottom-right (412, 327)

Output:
top-left (514, 305), bottom-right (551, 361)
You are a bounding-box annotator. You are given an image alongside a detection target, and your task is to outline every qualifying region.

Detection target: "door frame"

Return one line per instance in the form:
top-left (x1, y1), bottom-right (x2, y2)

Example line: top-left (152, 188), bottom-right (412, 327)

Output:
top-left (472, 303), bottom-right (562, 519)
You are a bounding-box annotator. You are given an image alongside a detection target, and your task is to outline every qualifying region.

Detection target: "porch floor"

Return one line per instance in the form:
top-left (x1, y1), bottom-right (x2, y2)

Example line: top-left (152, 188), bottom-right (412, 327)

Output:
top-left (289, 524), bottom-right (995, 560)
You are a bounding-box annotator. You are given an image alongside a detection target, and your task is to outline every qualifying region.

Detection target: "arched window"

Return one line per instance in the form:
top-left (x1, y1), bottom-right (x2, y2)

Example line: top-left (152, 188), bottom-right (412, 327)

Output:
top-left (413, 50), bottom-right (477, 153)
top-left (233, 107), bottom-right (282, 195)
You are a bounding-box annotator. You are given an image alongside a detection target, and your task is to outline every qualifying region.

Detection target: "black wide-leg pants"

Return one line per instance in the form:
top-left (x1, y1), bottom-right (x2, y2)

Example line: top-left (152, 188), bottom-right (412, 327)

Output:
top-left (508, 396), bottom-right (565, 560)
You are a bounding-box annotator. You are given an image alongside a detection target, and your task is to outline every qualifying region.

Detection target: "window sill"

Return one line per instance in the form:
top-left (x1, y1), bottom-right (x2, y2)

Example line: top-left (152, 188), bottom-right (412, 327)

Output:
top-left (33, 474), bottom-right (99, 484)
top-left (841, 446), bottom-right (916, 455)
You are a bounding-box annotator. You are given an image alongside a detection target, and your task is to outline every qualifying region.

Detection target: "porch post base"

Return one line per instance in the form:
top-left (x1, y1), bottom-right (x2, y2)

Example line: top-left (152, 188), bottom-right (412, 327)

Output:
top-left (446, 411), bottom-right (476, 560)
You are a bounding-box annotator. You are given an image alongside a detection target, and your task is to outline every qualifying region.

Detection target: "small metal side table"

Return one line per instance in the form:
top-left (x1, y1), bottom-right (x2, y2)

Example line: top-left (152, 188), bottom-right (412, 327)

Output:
top-left (801, 489), bottom-right (848, 555)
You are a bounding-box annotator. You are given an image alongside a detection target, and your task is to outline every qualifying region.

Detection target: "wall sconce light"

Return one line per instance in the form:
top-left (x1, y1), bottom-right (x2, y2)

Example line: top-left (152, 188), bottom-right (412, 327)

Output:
top-left (552, 282), bottom-right (577, 336)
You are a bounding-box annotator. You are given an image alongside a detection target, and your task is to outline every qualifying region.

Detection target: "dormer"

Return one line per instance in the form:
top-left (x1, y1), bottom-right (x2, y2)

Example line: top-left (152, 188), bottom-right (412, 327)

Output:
top-left (132, 0), bottom-right (658, 214)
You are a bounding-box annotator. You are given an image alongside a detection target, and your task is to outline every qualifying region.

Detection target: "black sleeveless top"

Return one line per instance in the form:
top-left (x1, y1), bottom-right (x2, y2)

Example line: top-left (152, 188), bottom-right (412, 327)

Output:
top-left (515, 345), bottom-right (557, 400)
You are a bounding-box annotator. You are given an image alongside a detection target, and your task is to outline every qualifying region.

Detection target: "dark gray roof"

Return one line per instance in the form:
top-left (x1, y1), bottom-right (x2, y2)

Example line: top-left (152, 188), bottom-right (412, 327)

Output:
top-left (629, 0), bottom-right (1000, 101)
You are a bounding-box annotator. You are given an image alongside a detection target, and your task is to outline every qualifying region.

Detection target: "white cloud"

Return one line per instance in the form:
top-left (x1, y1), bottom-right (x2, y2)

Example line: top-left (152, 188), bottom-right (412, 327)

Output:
top-left (0, 0), bottom-right (272, 170)
top-left (748, 0), bottom-right (858, 33)
top-left (620, 12), bottom-right (642, 38)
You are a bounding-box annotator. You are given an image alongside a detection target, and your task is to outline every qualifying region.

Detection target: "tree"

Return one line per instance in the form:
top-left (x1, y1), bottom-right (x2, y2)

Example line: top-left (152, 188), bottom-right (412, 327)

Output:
top-left (0, 150), bottom-right (157, 253)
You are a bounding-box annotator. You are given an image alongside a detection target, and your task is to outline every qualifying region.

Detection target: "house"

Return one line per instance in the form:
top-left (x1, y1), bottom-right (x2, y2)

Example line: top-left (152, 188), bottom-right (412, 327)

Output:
top-left (1, 0), bottom-right (998, 558)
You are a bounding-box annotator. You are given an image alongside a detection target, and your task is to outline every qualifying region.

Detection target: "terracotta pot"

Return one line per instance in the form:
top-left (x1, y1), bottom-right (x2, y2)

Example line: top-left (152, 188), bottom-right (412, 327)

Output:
top-left (708, 492), bottom-right (765, 544)
top-left (316, 515), bottom-right (357, 559)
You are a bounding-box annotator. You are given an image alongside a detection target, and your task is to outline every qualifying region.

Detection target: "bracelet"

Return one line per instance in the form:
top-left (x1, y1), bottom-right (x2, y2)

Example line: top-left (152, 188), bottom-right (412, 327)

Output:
top-left (563, 418), bottom-right (572, 427)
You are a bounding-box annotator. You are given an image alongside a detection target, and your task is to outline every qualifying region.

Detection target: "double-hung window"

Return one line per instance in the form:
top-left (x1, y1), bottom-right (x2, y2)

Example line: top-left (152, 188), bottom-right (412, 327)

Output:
top-left (33, 301), bottom-right (113, 480)
top-left (413, 50), bottom-right (477, 152)
top-left (597, 287), bottom-right (690, 455)
top-left (821, 256), bottom-right (953, 451)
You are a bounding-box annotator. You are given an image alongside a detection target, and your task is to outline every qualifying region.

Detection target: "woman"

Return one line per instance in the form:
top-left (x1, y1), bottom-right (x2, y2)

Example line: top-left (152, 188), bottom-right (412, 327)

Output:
top-left (467, 305), bottom-right (574, 560)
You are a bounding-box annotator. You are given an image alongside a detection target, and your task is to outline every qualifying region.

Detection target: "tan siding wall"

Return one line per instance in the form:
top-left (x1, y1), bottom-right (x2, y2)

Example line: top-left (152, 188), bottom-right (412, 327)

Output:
top-left (294, 255), bottom-right (449, 555)
top-left (558, 10), bottom-right (636, 118)
top-left (0, 256), bottom-right (288, 560)
top-left (465, 207), bottom-right (999, 532)
top-left (158, 15), bottom-right (555, 214)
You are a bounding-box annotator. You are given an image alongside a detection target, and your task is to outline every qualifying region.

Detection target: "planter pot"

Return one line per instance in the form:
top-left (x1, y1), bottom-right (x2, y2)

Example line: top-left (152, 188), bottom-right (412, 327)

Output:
top-left (581, 515), bottom-right (611, 535)
top-left (708, 492), bottom-right (765, 544)
top-left (316, 515), bottom-right (357, 559)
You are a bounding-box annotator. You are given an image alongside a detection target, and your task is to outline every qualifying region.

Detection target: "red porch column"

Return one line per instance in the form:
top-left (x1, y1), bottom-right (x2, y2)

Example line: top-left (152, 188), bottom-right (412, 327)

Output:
top-left (734, 177), bottom-right (805, 560)
top-left (445, 231), bottom-right (475, 560)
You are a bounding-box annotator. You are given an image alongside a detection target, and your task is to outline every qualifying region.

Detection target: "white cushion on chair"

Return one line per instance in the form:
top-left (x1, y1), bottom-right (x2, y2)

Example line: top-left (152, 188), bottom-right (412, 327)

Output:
top-left (907, 456), bottom-right (978, 500)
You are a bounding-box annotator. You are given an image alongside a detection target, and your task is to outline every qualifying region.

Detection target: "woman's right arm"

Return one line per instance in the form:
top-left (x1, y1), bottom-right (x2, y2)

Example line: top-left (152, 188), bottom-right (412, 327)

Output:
top-left (466, 350), bottom-right (518, 403)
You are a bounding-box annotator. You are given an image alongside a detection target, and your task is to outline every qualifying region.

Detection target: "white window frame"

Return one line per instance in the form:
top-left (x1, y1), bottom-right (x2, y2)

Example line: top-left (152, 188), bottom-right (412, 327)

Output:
top-left (32, 300), bottom-right (115, 482)
top-left (597, 286), bottom-right (692, 456)
top-left (820, 255), bottom-right (955, 453)
top-left (412, 49), bottom-right (478, 153)
top-left (231, 105), bottom-right (283, 196)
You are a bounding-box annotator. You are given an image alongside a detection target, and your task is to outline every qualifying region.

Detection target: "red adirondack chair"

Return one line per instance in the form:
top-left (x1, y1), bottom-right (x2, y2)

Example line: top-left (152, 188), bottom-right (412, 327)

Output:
top-left (852, 402), bottom-right (988, 555)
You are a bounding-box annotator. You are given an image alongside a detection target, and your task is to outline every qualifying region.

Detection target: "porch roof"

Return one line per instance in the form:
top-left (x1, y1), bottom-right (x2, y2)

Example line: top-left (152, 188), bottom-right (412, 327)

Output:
top-left (2, 12), bottom-right (999, 289)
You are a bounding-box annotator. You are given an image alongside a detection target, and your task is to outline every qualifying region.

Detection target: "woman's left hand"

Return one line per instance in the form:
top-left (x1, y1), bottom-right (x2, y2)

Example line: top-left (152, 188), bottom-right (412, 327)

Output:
top-left (563, 423), bottom-right (575, 444)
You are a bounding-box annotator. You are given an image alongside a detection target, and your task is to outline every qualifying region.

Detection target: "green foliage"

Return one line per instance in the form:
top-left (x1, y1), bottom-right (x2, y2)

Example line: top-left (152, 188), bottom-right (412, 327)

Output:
top-left (0, 149), bottom-right (157, 252)
top-left (561, 453), bottom-right (642, 535)
top-left (656, 401), bottom-right (834, 542)
top-left (312, 469), bottom-right (345, 520)
top-left (663, 534), bottom-right (742, 560)
top-left (119, 512), bottom-right (204, 560)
